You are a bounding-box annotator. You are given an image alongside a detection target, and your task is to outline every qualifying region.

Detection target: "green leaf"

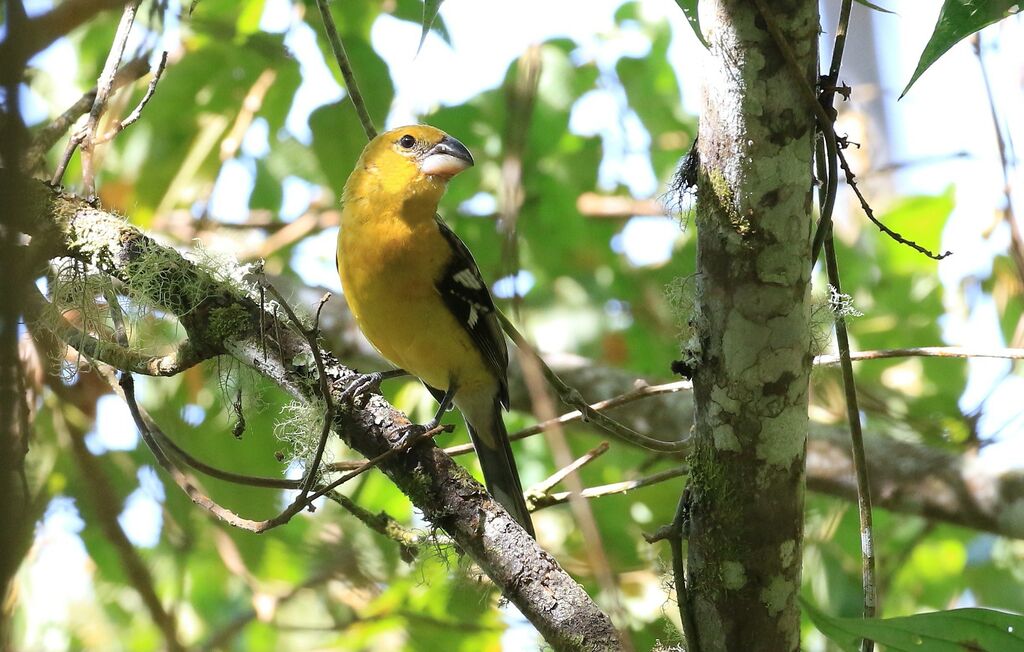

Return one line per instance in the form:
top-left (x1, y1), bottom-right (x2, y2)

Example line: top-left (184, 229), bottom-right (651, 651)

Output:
top-left (803, 599), bottom-right (1024, 652)
top-left (875, 188), bottom-right (955, 275)
top-left (235, 0), bottom-right (266, 35)
top-left (674, 0), bottom-right (709, 49)
top-left (419, 0), bottom-right (444, 53)
top-left (616, 21), bottom-right (695, 181)
top-left (309, 99), bottom-right (372, 195)
top-left (853, 0), bottom-right (895, 14)
top-left (250, 159), bottom-right (283, 211)
top-left (902, 0), bottom-right (1020, 98)
top-left (392, 0), bottom-right (451, 45)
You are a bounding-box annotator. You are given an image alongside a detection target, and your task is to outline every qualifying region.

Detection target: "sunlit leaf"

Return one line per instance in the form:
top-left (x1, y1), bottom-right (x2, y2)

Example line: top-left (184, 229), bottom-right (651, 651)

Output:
top-left (853, 0), bottom-right (895, 14)
top-left (392, 0), bottom-right (451, 45)
top-left (674, 0), bottom-right (709, 48)
top-left (419, 0), bottom-right (444, 53)
top-left (236, 0), bottom-right (266, 35)
top-left (902, 0), bottom-right (1021, 98)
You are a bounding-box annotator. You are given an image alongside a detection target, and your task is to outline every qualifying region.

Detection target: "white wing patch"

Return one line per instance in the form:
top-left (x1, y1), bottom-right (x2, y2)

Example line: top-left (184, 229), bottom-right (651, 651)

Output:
top-left (433, 214), bottom-right (510, 408)
top-left (453, 268), bottom-right (483, 290)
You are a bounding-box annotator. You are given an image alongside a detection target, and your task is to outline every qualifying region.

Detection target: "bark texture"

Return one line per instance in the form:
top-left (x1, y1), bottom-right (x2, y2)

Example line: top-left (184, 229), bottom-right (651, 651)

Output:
top-left (0, 157), bottom-right (39, 651)
top-left (686, 1), bottom-right (818, 650)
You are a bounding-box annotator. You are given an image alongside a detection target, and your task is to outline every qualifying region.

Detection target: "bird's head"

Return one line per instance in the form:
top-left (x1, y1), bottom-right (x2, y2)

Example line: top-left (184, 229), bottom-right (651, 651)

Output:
top-left (351, 125), bottom-right (474, 205)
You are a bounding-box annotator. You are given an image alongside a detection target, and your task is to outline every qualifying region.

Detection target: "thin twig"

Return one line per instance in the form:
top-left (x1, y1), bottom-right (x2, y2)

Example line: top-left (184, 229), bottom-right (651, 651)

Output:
top-left (23, 55), bottom-right (150, 171)
top-left (816, 84), bottom-right (879, 652)
top-left (94, 51), bottom-right (168, 145)
top-left (822, 0), bottom-right (853, 93)
top-left (109, 359), bottom-right (446, 535)
top-left (527, 441), bottom-right (609, 500)
top-left (91, 341), bottom-right (429, 554)
top-left (497, 310), bottom-right (691, 452)
top-left (313, 0), bottom-right (376, 140)
top-left (824, 231), bottom-right (877, 641)
top-left (52, 0), bottom-right (142, 191)
top-left (815, 346), bottom-right (1024, 365)
top-left (644, 483), bottom-right (698, 652)
top-left (973, 34), bottom-right (1024, 279)
top-left (531, 465), bottom-right (686, 511)
top-left (101, 363), bottom-right (293, 532)
top-left (326, 379), bottom-right (692, 472)
top-left (149, 422), bottom-right (298, 490)
top-left (259, 279), bottom-right (335, 502)
top-left (128, 395), bottom-right (427, 554)
top-left (837, 148), bottom-right (951, 260)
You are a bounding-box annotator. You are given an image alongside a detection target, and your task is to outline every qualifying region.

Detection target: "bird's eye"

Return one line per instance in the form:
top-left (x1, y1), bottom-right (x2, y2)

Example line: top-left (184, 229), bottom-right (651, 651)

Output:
top-left (399, 134), bottom-right (416, 149)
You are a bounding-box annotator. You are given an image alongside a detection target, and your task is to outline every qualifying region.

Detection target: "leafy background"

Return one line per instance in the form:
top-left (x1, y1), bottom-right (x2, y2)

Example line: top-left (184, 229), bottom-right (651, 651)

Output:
top-left (10, 0), bottom-right (1024, 650)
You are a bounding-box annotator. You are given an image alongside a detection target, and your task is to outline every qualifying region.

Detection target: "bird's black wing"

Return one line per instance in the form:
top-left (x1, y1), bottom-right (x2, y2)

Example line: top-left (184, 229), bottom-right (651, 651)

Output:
top-left (433, 215), bottom-right (510, 408)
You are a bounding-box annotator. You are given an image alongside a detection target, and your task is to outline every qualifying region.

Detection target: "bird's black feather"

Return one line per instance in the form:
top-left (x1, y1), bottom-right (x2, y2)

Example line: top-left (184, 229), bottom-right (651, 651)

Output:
top-left (433, 216), bottom-right (510, 409)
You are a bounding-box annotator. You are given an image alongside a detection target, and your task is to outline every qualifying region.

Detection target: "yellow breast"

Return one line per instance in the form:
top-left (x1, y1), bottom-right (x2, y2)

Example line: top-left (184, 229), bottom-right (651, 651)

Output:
top-left (337, 197), bottom-right (492, 394)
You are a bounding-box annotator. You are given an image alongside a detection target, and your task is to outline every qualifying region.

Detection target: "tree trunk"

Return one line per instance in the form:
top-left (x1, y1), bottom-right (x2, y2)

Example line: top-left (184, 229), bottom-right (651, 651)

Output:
top-left (685, 1), bottom-right (817, 650)
top-left (0, 115), bottom-right (36, 650)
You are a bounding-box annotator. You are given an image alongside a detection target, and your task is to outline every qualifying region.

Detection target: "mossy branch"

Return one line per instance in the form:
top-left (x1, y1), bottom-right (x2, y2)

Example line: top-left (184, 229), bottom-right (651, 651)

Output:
top-left (24, 283), bottom-right (211, 375)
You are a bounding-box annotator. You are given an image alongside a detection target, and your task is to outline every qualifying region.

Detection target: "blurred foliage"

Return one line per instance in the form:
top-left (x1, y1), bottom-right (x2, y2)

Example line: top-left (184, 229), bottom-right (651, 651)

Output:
top-left (9, 0), bottom-right (1024, 650)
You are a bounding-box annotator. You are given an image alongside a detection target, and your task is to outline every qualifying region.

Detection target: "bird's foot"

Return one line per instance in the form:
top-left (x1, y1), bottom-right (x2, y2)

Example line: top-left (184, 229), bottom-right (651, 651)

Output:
top-left (390, 418), bottom-right (451, 450)
top-left (340, 371), bottom-right (385, 404)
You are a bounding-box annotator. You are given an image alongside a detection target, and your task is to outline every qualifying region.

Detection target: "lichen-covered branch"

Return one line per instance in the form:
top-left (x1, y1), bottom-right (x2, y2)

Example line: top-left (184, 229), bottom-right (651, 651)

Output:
top-left (23, 283), bottom-right (212, 375)
top-left (11, 173), bottom-right (621, 652)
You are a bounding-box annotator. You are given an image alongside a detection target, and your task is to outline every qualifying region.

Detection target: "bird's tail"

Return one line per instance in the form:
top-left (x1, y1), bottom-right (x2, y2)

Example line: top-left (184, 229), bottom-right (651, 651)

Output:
top-left (465, 397), bottom-right (535, 538)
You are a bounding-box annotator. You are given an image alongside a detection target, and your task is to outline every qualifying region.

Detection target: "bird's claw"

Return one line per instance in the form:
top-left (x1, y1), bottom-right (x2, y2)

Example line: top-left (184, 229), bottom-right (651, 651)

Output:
top-left (340, 371), bottom-right (384, 404)
top-left (390, 419), bottom-right (451, 449)
top-left (391, 423), bottom-right (427, 448)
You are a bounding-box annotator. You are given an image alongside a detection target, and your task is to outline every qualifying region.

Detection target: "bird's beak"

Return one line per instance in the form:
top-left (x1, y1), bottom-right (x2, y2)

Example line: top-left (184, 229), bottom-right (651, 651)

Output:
top-left (420, 135), bottom-right (474, 178)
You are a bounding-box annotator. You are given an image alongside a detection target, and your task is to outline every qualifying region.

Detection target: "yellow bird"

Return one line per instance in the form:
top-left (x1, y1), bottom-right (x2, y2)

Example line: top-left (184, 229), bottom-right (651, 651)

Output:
top-left (336, 125), bottom-right (534, 537)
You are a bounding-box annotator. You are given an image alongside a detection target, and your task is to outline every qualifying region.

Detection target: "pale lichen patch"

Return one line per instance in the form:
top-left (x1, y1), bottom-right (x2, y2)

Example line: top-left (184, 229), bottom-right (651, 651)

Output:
top-left (722, 311), bottom-right (772, 377)
top-left (709, 384), bottom-right (741, 415)
top-left (779, 540), bottom-right (796, 569)
top-left (71, 208), bottom-right (126, 268)
top-left (714, 425), bottom-right (741, 452)
top-left (760, 575), bottom-right (794, 617)
top-left (755, 408), bottom-right (806, 467)
top-left (756, 244), bottom-right (803, 286)
top-left (722, 561), bottom-right (747, 590)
